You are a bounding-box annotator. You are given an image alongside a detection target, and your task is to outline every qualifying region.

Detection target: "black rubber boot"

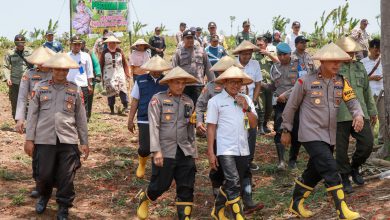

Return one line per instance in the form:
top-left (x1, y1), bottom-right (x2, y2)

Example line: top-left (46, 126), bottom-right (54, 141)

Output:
top-left (35, 196), bottom-right (50, 214)
top-left (56, 205), bottom-right (69, 220)
top-left (242, 178), bottom-right (264, 215)
top-left (327, 185), bottom-right (360, 220)
top-left (288, 178), bottom-right (314, 218)
top-left (211, 188), bottom-right (228, 220)
top-left (350, 167), bottom-right (364, 185)
top-left (263, 122), bottom-right (271, 133)
top-left (341, 174), bottom-right (354, 194)
top-left (109, 105), bottom-right (115, 115)
top-left (276, 144), bottom-right (286, 169)
top-left (176, 201), bottom-right (193, 220)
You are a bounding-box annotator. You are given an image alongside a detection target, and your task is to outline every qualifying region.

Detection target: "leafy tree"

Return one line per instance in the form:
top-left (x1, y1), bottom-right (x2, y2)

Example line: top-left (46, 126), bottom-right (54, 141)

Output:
top-left (272, 15), bottom-right (290, 35)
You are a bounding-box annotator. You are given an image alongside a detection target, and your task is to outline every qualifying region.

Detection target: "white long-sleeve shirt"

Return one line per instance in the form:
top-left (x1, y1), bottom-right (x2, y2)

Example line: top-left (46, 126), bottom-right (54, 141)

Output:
top-left (67, 51), bottom-right (94, 87)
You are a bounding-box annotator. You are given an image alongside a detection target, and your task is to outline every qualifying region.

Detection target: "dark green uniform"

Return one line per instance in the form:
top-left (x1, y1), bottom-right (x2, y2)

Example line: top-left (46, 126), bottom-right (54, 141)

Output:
top-left (336, 61), bottom-right (377, 178)
top-left (236, 31), bottom-right (256, 45)
top-left (2, 47), bottom-right (33, 118)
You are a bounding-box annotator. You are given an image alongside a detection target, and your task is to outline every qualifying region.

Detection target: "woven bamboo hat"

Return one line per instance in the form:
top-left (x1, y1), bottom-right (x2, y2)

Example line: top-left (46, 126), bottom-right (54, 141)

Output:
top-left (141, 55), bottom-right (172, 72)
top-left (26, 47), bottom-right (56, 65)
top-left (42, 53), bottom-right (79, 69)
top-left (335, 36), bottom-right (363, 53)
top-left (210, 56), bottom-right (244, 72)
top-left (103, 36), bottom-right (121, 43)
top-left (312, 43), bottom-right (351, 61)
top-left (131, 39), bottom-right (150, 49)
top-left (232, 40), bottom-right (260, 55)
top-left (214, 66), bottom-right (253, 85)
top-left (159, 67), bottom-right (199, 85)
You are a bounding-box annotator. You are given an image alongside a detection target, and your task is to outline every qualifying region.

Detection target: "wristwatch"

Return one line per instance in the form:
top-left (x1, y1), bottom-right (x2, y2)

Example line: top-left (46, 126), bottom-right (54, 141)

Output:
top-left (282, 129), bottom-right (290, 133)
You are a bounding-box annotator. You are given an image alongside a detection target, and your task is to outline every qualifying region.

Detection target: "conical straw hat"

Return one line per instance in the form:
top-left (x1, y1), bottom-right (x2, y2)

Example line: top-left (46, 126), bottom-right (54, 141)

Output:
top-left (232, 40), bottom-right (260, 55)
top-left (214, 66), bottom-right (253, 85)
top-left (210, 56), bottom-right (244, 72)
top-left (141, 55), bottom-right (172, 72)
top-left (335, 36), bottom-right (363, 52)
top-left (25, 47), bottom-right (56, 65)
top-left (159, 67), bottom-right (200, 85)
top-left (131, 39), bottom-right (150, 49)
top-left (312, 43), bottom-right (351, 61)
top-left (103, 36), bottom-right (121, 43)
top-left (42, 53), bottom-right (79, 69)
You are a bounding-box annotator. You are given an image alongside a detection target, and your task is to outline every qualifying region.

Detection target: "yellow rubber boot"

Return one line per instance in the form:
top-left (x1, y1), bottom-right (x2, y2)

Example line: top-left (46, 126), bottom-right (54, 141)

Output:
top-left (226, 197), bottom-right (245, 220)
top-left (327, 185), bottom-right (360, 220)
top-left (136, 156), bottom-right (148, 178)
top-left (137, 190), bottom-right (151, 220)
top-left (176, 202), bottom-right (193, 220)
top-left (211, 188), bottom-right (228, 220)
top-left (288, 179), bottom-right (314, 218)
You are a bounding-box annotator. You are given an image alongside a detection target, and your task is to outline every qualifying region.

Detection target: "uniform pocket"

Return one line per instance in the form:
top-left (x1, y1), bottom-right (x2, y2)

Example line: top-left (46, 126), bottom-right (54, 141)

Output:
top-left (310, 91), bottom-right (325, 107)
top-left (39, 94), bottom-right (52, 110)
top-left (334, 89), bottom-right (343, 107)
top-left (162, 106), bottom-right (175, 123)
top-left (63, 94), bottom-right (76, 113)
top-left (356, 76), bottom-right (365, 87)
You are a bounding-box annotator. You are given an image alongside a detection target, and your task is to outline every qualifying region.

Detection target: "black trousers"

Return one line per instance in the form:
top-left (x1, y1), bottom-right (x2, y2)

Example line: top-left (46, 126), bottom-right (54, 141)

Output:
top-left (183, 85), bottom-right (203, 106)
top-left (147, 147), bottom-right (196, 202)
top-left (80, 86), bottom-right (89, 119)
top-left (209, 140), bottom-right (224, 188)
top-left (273, 102), bottom-right (301, 161)
top-left (34, 139), bottom-right (81, 207)
top-left (248, 128), bottom-right (257, 162)
top-left (137, 123), bottom-right (151, 157)
top-left (218, 155), bottom-right (251, 200)
top-left (87, 84), bottom-right (95, 120)
top-left (336, 119), bottom-right (373, 174)
top-left (301, 141), bottom-right (341, 188)
top-left (107, 91), bottom-right (128, 107)
top-left (9, 83), bottom-right (19, 119)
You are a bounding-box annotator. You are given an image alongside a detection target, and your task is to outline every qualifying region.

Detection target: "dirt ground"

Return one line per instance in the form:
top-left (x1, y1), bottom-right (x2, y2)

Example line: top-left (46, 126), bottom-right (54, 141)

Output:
top-left (0, 88), bottom-right (389, 220)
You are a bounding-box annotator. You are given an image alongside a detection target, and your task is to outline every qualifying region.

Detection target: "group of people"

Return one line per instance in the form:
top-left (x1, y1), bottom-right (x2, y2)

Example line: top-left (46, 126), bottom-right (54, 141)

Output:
top-left (0, 17), bottom-right (386, 220)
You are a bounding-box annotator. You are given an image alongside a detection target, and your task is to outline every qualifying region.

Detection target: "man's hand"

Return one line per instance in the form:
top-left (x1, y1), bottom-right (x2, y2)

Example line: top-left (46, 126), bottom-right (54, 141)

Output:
top-left (277, 94), bottom-right (287, 103)
top-left (153, 151), bottom-right (164, 167)
top-left (24, 140), bottom-right (35, 157)
top-left (370, 115), bottom-right (377, 126)
top-left (235, 95), bottom-right (249, 109)
top-left (352, 115), bottom-right (364, 132)
top-left (88, 85), bottom-right (93, 95)
top-left (128, 121), bottom-right (136, 133)
top-left (260, 49), bottom-right (269, 56)
top-left (281, 132), bottom-right (291, 147)
top-left (208, 152), bottom-right (219, 171)
top-left (196, 122), bottom-right (206, 135)
top-left (15, 120), bottom-right (24, 134)
top-left (80, 145), bottom-right (89, 160)
top-left (6, 79), bottom-right (12, 87)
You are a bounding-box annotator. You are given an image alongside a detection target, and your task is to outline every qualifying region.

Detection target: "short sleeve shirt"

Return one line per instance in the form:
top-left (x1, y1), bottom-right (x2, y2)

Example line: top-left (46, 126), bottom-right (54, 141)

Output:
top-left (237, 59), bottom-right (262, 99)
top-left (206, 89), bottom-right (257, 156)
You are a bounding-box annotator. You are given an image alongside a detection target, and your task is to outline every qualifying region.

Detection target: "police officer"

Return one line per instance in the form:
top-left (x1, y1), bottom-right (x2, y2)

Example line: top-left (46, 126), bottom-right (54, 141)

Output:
top-left (15, 47), bottom-right (55, 133)
top-left (128, 55), bottom-right (171, 178)
top-left (43, 30), bottom-right (63, 53)
top-left (149, 27), bottom-right (167, 57)
top-left (291, 36), bottom-right (316, 76)
top-left (235, 20), bottom-right (256, 45)
top-left (14, 47), bottom-right (55, 198)
top-left (270, 43), bottom-right (301, 170)
top-left (136, 67), bottom-right (198, 220)
top-left (24, 53), bottom-right (89, 220)
top-left (281, 43), bottom-right (363, 220)
top-left (175, 22), bottom-right (187, 46)
top-left (335, 36), bottom-right (377, 194)
top-left (172, 29), bottom-right (214, 104)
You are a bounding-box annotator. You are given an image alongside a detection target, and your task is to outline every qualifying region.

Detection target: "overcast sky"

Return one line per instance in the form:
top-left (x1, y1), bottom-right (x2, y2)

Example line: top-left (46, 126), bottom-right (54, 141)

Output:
top-left (0, 0), bottom-right (380, 40)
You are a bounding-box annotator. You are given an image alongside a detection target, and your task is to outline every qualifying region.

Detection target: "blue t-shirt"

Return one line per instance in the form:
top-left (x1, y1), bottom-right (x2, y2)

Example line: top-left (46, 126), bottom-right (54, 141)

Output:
top-left (205, 45), bottom-right (227, 66)
top-left (43, 41), bottom-right (63, 53)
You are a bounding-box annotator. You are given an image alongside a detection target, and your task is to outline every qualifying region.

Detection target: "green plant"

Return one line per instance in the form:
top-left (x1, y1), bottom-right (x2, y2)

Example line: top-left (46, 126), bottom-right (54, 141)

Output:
top-left (132, 21), bottom-right (148, 38)
top-left (272, 15), bottom-right (290, 35)
top-left (11, 193), bottom-right (25, 206)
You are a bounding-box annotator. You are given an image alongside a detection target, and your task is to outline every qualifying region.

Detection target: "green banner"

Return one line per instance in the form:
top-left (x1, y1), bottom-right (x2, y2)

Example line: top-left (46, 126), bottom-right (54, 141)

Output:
top-left (71, 0), bottom-right (129, 35)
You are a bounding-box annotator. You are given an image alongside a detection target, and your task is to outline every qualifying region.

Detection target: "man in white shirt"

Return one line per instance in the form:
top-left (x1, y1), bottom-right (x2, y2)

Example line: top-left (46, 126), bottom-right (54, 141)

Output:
top-left (206, 66), bottom-right (261, 219)
top-left (67, 36), bottom-right (94, 118)
top-left (361, 39), bottom-right (388, 158)
top-left (285, 21), bottom-right (301, 52)
top-left (233, 40), bottom-right (262, 170)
